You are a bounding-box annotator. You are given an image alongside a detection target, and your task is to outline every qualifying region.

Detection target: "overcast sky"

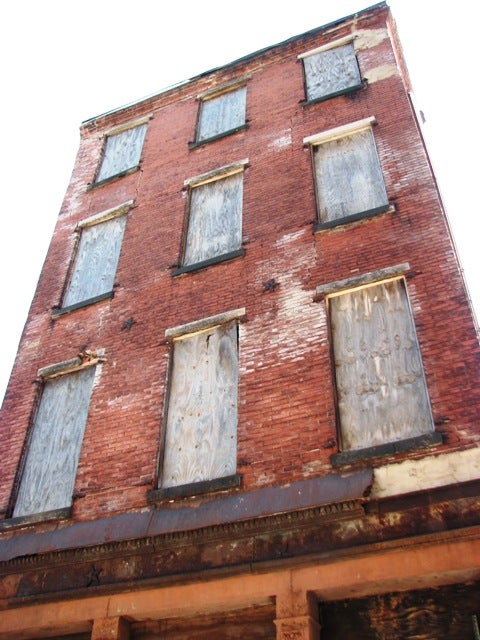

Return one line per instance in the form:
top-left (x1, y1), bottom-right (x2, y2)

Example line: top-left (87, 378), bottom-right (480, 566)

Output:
top-left (1, 1), bottom-right (478, 404)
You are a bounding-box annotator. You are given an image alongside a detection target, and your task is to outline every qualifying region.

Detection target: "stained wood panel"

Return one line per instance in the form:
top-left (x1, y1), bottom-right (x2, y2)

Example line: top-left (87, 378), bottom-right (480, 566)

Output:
top-left (161, 322), bottom-right (238, 488)
top-left (304, 42), bottom-right (361, 101)
top-left (96, 123), bottom-right (147, 182)
top-left (63, 214), bottom-right (127, 307)
top-left (313, 128), bottom-right (388, 223)
top-left (329, 279), bottom-right (433, 451)
top-left (197, 86), bottom-right (246, 141)
top-left (13, 366), bottom-right (96, 517)
top-left (131, 604), bottom-right (276, 640)
top-left (183, 172), bottom-right (243, 266)
top-left (321, 581), bottom-right (480, 640)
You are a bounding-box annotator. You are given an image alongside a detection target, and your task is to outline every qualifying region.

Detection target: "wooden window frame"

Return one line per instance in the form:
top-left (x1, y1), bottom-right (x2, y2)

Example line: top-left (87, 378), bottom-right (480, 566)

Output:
top-left (90, 115), bottom-right (151, 188)
top-left (172, 161), bottom-right (248, 276)
top-left (316, 267), bottom-right (440, 466)
top-left (190, 79), bottom-right (249, 148)
top-left (304, 118), bottom-right (393, 231)
top-left (53, 201), bottom-right (133, 317)
top-left (3, 353), bottom-right (102, 529)
top-left (298, 35), bottom-right (365, 105)
top-left (148, 309), bottom-right (245, 503)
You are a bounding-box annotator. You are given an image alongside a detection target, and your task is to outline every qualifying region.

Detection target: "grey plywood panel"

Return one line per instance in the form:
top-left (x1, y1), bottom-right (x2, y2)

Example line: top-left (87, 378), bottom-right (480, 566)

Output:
top-left (183, 172), bottom-right (243, 266)
top-left (13, 366), bottom-right (96, 517)
top-left (162, 321), bottom-right (238, 488)
top-left (330, 280), bottom-right (433, 451)
top-left (314, 128), bottom-right (387, 223)
top-left (198, 86), bottom-right (246, 141)
top-left (304, 42), bottom-right (361, 101)
top-left (63, 214), bottom-right (127, 307)
top-left (96, 123), bottom-right (147, 181)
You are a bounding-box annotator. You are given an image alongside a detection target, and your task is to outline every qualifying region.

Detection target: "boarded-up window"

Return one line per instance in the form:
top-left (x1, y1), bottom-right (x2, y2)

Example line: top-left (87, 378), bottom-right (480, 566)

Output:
top-left (197, 86), bottom-right (246, 142)
top-left (63, 214), bottom-right (127, 307)
top-left (303, 42), bottom-right (361, 102)
top-left (329, 279), bottom-right (433, 451)
top-left (183, 172), bottom-right (243, 266)
top-left (161, 321), bottom-right (238, 488)
top-left (313, 127), bottom-right (388, 224)
top-left (96, 123), bottom-right (147, 182)
top-left (13, 366), bottom-right (96, 517)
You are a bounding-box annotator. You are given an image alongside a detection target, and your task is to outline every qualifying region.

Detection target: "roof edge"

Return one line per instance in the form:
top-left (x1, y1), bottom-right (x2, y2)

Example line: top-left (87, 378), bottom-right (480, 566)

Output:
top-left (81, 2), bottom-right (387, 127)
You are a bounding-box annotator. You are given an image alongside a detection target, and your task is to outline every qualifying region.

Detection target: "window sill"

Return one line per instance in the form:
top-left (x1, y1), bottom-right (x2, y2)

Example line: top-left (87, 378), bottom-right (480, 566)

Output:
top-left (172, 248), bottom-right (245, 276)
top-left (0, 507), bottom-right (72, 530)
top-left (189, 124), bottom-right (247, 149)
top-left (314, 204), bottom-right (393, 233)
top-left (147, 474), bottom-right (242, 502)
top-left (331, 432), bottom-right (443, 467)
top-left (303, 81), bottom-right (366, 106)
top-left (52, 291), bottom-right (114, 318)
top-left (87, 165), bottom-right (140, 190)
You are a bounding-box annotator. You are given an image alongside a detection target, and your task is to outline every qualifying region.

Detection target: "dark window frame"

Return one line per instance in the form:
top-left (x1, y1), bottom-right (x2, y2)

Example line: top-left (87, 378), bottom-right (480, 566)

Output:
top-left (175, 162), bottom-right (247, 275)
top-left (191, 82), bottom-right (248, 147)
top-left (305, 118), bottom-right (389, 228)
top-left (6, 355), bottom-right (101, 523)
top-left (90, 118), bottom-right (150, 187)
top-left (321, 273), bottom-right (436, 463)
top-left (300, 38), bottom-right (364, 105)
top-left (54, 203), bottom-right (132, 315)
top-left (152, 310), bottom-right (245, 500)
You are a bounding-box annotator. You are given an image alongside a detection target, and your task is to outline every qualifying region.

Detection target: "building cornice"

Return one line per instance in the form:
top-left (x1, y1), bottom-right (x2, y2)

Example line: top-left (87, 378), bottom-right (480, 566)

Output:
top-left (0, 470), bottom-right (372, 564)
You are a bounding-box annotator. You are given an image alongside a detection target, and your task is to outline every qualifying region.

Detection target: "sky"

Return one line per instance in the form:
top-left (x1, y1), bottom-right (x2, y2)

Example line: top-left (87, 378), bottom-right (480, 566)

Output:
top-left (0, 0), bottom-right (478, 404)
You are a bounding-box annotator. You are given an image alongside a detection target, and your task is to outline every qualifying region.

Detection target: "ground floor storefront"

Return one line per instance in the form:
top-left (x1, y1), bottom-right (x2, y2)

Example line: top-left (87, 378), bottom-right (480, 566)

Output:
top-left (1, 529), bottom-right (479, 639)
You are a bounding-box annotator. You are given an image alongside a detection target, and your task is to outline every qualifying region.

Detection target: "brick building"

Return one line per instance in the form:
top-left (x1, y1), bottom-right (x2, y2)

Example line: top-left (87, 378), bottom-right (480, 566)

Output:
top-left (1, 3), bottom-right (479, 638)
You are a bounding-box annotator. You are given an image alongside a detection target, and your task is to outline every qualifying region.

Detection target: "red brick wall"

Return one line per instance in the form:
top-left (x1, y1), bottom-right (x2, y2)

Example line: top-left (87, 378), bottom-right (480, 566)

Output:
top-left (1, 4), bottom-right (479, 523)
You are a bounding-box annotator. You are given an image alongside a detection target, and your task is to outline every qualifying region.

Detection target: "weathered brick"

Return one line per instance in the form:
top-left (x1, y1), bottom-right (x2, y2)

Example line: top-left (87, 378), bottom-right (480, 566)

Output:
top-left (0, 4), bottom-right (478, 528)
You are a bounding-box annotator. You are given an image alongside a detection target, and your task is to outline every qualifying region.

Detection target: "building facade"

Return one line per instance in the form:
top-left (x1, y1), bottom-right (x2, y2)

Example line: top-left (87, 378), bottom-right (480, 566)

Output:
top-left (1, 3), bottom-right (480, 638)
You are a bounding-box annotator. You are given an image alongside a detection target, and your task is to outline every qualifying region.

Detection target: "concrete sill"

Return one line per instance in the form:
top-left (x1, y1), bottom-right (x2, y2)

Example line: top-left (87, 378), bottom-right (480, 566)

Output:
top-left (314, 204), bottom-right (393, 233)
top-left (331, 432), bottom-right (443, 467)
top-left (147, 474), bottom-right (242, 502)
top-left (189, 124), bottom-right (247, 149)
top-left (52, 291), bottom-right (114, 318)
top-left (0, 507), bottom-right (72, 531)
top-left (172, 249), bottom-right (245, 276)
top-left (303, 81), bottom-right (366, 106)
top-left (87, 165), bottom-right (140, 190)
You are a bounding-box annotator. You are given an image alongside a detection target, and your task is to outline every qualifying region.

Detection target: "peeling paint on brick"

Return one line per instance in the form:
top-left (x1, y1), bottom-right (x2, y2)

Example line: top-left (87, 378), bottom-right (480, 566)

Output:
top-left (355, 28), bottom-right (389, 50)
top-left (372, 447), bottom-right (480, 498)
top-left (364, 63), bottom-right (398, 83)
